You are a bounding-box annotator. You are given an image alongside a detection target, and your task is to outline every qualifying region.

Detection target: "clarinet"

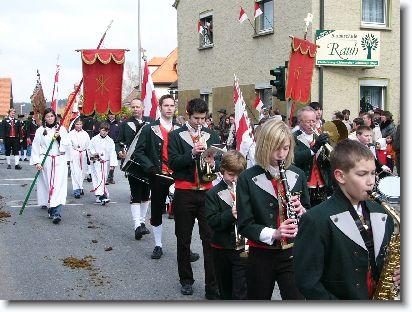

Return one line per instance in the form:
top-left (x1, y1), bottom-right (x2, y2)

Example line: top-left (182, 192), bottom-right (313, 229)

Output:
top-left (277, 160), bottom-right (298, 222)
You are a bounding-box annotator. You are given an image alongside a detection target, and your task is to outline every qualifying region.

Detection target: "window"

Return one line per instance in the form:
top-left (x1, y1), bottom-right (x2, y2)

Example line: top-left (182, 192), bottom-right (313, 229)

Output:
top-left (256, 88), bottom-right (272, 108)
top-left (255, 0), bottom-right (274, 33)
top-left (362, 0), bottom-right (388, 27)
top-left (199, 12), bottom-right (213, 48)
top-left (359, 79), bottom-right (388, 112)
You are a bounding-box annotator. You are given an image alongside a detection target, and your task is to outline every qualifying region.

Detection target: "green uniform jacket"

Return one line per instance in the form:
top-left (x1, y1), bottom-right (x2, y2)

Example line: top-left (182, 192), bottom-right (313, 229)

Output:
top-left (236, 164), bottom-right (310, 245)
top-left (133, 119), bottom-right (180, 174)
top-left (293, 129), bottom-right (332, 190)
top-left (168, 125), bottom-right (220, 183)
top-left (205, 180), bottom-right (237, 249)
top-left (293, 187), bottom-right (394, 300)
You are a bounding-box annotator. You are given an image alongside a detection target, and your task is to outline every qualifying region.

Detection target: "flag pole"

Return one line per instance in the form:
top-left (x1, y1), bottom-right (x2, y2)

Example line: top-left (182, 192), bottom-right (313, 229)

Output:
top-left (50, 54), bottom-right (60, 111)
top-left (19, 20), bottom-right (114, 215)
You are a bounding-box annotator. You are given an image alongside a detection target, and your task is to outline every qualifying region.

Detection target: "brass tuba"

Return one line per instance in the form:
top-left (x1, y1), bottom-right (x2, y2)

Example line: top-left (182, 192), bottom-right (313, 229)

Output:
top-left (196, 125), bottom-right (217, 182)
top-left (367, 190), bottom-right (400, 300)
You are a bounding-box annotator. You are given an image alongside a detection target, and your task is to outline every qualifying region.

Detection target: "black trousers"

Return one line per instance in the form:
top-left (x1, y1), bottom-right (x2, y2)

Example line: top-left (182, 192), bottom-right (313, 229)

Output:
top-left (172, 189), bottom-right (218, 291)
top-left (4, 137), bottom-right (20, 156)
top-left (246, 247), bottom-right (303, 300)
top-left (149, 175), bottom-right (174, 226)
top-left (212, 248), bottom-right (247, 300)
top-left (128, 175), bottom-right (150, 203)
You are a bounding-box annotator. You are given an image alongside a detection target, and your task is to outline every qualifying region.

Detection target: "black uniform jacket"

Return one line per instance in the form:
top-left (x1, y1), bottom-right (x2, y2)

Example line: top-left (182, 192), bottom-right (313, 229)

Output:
top-left (293, 187), bottom-right (394, 300)
top-left (0, 117), bottom-right (21, 140)
top-left (168, 124), bottom-right (220, 183)
top-left (236, 164), bottom-right (310, 245)
top-left (133, 119), bottom-right (180, 174)
top-left (205, 180), bottom-right (237, 249)
top-left (293, 129), bottom-right (332, 189)
top-left (116, 116), bottom-right (150, 153)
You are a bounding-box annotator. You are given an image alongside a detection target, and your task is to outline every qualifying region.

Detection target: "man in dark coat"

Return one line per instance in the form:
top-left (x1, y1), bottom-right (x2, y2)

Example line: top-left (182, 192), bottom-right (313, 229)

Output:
top-left (0, 108), bottom-right (22, 169)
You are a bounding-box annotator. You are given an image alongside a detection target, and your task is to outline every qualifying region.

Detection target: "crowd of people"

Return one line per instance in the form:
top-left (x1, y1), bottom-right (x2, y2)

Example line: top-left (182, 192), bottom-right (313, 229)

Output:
top-left (0, 98), bottom-right (401, 300)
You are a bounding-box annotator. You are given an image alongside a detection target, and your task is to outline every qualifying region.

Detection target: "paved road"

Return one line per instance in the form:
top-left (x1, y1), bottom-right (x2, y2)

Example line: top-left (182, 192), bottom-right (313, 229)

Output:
top-left (0, 159), bottom-right (281, 300)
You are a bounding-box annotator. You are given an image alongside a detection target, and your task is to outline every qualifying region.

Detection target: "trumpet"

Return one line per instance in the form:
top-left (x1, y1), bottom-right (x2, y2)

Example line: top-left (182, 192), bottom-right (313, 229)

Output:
top-left (196, 125), bottom-right (217, 183)
top-left (230, 181), bottom-right (248, 257)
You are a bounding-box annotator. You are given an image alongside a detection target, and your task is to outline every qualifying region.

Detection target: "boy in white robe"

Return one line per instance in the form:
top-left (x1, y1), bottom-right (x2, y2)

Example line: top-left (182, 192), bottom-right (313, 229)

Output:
top-left (30, 108), bottom-right (69, 224)
top-left (68, 119), bottom-right (90, 198)
top-left (88, 122), bottom-right (118, 204)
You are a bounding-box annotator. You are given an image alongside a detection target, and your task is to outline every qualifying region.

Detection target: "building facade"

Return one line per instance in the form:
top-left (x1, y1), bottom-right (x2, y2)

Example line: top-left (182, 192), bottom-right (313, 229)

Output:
top-left (173, 0), bottom-right (400, 123)
top-left (0, 78), bottom-right (13, 117)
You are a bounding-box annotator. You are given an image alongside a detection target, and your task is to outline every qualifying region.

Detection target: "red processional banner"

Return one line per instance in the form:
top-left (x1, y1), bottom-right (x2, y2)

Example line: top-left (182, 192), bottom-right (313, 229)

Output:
top-left (81, 49), bottom-right (126, 115)
top-left (285, 37), bottom-right (317, 104)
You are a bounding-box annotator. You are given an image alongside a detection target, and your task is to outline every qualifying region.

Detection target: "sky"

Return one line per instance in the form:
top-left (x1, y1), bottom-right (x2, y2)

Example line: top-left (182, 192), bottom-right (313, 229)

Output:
top-left (0, 0), bottom-right (177, 103)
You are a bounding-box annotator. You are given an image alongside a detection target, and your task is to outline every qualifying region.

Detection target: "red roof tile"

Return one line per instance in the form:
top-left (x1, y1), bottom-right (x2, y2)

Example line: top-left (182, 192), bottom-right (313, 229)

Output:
top-left (151, 48), bottom-right (178, 85)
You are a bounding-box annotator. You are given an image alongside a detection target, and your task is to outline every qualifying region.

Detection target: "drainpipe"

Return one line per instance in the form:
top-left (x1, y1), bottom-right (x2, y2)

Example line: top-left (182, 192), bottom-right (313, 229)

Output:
top-left (319, 0), bottom-right (324, 106)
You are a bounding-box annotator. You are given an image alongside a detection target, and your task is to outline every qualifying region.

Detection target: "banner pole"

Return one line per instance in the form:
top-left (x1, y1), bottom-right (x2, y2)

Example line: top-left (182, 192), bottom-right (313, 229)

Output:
top-left (20, 20), bottom-right (114, 215)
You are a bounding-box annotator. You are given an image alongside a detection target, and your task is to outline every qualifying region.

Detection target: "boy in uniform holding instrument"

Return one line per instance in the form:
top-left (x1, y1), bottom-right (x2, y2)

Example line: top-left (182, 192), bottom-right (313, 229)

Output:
top-left (205, 150), bottom-right (248, 300)
top-left (293, 139), bottom-right (400, 299)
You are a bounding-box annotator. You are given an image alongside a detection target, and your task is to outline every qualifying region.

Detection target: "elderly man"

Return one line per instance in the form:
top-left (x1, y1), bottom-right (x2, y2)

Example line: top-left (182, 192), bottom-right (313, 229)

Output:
top-left (293, 106), bottom-right (332, 206)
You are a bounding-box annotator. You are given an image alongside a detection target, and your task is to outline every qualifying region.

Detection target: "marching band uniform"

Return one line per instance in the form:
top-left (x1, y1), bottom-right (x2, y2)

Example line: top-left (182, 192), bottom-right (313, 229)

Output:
top-left (205, 179), bottom-right (247, 300)
top-left (293, 128), bottom-right (333, 206)
top-left (168, 122), bottom-right (220, 298)
top-left (0, 113), bottom-right (23, 169)
top-left (293, 187), bottom-right (394, 299)
top-left (133, 117), bottom-right (180, 258)
top-left (236, 164), bottom-right (310, 300)
top-left (68, 128), bottom-right (90, 198)
top-left (117, 116), bottom-right (151, 239)
top-left (88, 133), bottom-right (118, 203)
top-left (30, 125), bottom-right (69, 222)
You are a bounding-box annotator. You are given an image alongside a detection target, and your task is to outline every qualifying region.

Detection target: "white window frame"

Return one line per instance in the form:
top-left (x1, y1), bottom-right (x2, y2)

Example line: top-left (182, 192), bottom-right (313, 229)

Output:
top-left (200, 88), bottom-right (212, 112)
top-left (255, 82), bottom-right (272, 109)
top-left (361, 0), bottom-right (389, 28)
top-left (199, 11), bottom-right (214, 48)
top-left (255, 0), bottom-right (274, 34)
top-left (359, 79), bottom-right (388, 111)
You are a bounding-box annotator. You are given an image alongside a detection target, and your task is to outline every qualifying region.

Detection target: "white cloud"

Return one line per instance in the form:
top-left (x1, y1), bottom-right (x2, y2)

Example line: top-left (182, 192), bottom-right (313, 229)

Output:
top-left (0, 0), bottom-right (177, 103)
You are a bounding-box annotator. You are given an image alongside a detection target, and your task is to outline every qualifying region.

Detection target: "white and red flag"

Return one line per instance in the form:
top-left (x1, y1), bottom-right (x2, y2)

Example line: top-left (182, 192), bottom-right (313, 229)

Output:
top-left (234, 75), bottom-right (255, 166)
top-left (51, 63), bottom-right (60, 112)
top-left (197, 20), bottom-right (204, 34)
top-left (253, 95), bottom-right (264, 111)
top-left (239, 7), bottom-right (248, 23)
top-left (254, 2), bottom-right (263, 19)
top-left (142, 60), bottom-right (159, 120)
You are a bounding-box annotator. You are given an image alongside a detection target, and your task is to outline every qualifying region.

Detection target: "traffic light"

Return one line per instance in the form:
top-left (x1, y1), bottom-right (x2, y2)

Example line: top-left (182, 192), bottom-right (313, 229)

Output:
top-left (270, 65), bottom-right (286, 101)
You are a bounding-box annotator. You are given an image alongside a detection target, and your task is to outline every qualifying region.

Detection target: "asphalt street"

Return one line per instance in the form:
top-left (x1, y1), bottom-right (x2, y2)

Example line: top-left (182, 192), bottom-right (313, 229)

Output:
top-left (0, 158), bottom-right (281, 301)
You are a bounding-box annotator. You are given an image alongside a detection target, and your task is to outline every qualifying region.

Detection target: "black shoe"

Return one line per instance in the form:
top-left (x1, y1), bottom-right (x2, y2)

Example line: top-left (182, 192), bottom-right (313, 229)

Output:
top-left (80, 190), bottom-right (84, 195)
top-left (205, 289), bottom-right (220, 300)
top-left (52, 215), bottom-right (61, 224)
top-left (7, 165), bottom-right (11, 169)
top-left (99, 195), bottom-right (110, 205)
top-left (41, 205), bottom-right (48, 210)
top-left (86, 175), bottom-right (92, 182)
top-left (23, 158), bottom-right (29, 162)
top-left (140, 223), bottom-right (150, 235)
top-left (181, 284), bottom-right (193, 296)
top-left (74, 194), bottom-right (80, 199)
top-left (151, 246), bottom-right (163, 259)
top-left (19, 158), bottom-right (22, 161)
top-left (134, 226), bottom-right (143, 240)
top-left (15, 164), bottom-right (22, 170)
top-left (190, 251), bottom-right (200, 262)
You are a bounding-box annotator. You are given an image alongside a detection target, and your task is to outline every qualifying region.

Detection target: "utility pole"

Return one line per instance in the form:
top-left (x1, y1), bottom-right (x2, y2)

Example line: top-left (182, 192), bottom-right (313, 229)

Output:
top-left (137, 0), bottom-right (142, 93)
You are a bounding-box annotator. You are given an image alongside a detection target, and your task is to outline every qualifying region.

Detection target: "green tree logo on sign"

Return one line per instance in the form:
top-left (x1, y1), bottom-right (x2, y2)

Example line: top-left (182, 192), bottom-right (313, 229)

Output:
top-left (361, 34), bottom-right (379, 60)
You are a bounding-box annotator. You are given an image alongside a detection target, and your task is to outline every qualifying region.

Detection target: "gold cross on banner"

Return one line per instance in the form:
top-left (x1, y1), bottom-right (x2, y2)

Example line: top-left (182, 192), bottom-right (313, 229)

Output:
top-left (96, 75), bottom-right (109, 94)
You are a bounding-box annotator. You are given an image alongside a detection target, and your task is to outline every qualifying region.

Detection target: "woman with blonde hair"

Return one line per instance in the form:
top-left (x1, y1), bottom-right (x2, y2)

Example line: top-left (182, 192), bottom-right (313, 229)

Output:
top-left (236, 119), bottom-right (310, 300)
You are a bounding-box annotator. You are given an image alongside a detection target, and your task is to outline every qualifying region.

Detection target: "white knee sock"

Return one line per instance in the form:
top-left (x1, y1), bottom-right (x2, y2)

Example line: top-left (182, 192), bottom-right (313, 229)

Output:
top-left (6, 156), bottom-right (10, 165)
top-left (14, 155), bottom-right (20, 165)
top-left (140, 201), bottom-right (150, 224)
top-left (130, 203), bottom-right (141, 230)
top-left (23, 150), bottom-right (27, 159)
top-left (153, 224), bottom-right (163, 248)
